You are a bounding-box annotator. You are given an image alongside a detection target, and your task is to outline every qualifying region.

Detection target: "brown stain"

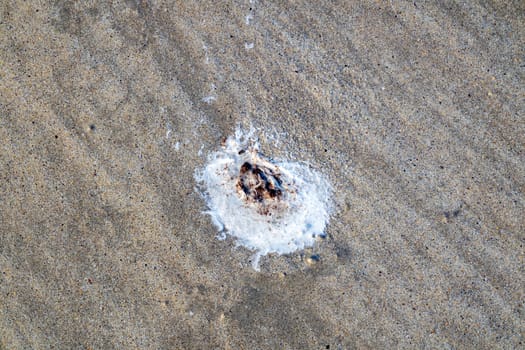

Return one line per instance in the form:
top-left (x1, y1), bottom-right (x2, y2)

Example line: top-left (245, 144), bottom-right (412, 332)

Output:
top-left (235, 155), bottom-right (289, 216)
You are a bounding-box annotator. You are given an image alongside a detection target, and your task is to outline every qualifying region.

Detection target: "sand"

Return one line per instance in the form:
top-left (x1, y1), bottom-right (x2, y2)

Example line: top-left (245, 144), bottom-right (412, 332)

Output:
top-left (0, 1), bottom-right (523, 348)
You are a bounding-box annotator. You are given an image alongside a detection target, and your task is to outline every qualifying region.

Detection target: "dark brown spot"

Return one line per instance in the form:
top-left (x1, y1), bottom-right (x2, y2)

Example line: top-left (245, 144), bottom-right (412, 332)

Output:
top-left (236, 161), bottom-right (284, 205)
top-left (240, 162), bottom-right (252, 173)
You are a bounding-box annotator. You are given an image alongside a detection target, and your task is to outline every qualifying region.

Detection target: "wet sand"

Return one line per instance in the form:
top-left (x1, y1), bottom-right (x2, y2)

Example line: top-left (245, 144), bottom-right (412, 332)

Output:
top-left (1, 1), bottom-right (523, 348)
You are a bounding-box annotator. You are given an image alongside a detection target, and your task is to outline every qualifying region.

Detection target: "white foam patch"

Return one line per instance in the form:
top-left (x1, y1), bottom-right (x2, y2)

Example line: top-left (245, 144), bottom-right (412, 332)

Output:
top-left (194, 127), bottom-right (333, 270)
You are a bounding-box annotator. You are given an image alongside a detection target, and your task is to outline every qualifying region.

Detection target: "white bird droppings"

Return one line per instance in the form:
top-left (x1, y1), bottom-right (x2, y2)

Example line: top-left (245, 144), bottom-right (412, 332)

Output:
top-left (194, 127), bottom-right (333, 270)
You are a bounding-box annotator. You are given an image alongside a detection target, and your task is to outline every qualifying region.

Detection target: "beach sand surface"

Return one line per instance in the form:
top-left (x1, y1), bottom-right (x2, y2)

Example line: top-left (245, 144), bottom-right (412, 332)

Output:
top-left (1, 1), bottom-right (523, 348)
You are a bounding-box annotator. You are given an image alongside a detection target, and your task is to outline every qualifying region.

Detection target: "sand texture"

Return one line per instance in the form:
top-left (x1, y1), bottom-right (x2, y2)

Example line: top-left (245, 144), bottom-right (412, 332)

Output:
top-left (1, 1), bottom-right (524, 349)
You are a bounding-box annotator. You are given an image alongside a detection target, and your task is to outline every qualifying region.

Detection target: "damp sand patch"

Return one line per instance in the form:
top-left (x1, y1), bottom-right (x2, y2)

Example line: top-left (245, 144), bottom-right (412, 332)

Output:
top-left (195, 128), bottom-right (333, 270)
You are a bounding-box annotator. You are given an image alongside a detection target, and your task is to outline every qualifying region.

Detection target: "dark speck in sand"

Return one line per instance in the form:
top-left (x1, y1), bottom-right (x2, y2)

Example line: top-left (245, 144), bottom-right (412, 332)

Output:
top-left (310, 254), bottom-right (320, 262)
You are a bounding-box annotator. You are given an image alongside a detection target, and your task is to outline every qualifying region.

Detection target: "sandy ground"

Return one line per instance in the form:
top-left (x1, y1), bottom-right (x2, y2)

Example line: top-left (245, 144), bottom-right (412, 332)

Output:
top-left (1, 1), bottom-right (524, 349)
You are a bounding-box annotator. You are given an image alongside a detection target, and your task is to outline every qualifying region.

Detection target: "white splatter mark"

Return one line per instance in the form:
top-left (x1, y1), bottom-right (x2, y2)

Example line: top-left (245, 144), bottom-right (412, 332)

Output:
top-left (245, 13), bottom-right (253, 25)
top-left (202, 95), bottom-right (216, 104)
top-left (174, 141), bottom-right (180, 151)
top-left (202, 44), bottom-right (210, 64)
top-left (244, 42), bottom-right (254, 50)
top-left (195, 126), bottom-right (333, 270)
top-left (202, 83), bottom-right (217, 104)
